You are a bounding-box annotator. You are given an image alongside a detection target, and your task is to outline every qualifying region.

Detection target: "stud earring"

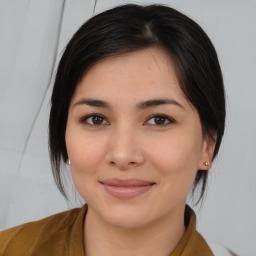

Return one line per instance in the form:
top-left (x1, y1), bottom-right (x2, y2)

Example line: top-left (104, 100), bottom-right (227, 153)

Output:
top-left (204, 161), bottom-right (210, 166)
top-left (67, 159), bottom-right (71, 165)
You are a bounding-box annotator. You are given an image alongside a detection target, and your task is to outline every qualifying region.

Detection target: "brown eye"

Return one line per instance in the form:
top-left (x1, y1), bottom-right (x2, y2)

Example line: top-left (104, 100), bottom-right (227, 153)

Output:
top-left (154, 116), bottom-right (166, 125)
top-left (146, 114), bottom-right (174, 126)
top-left (91, 115), bottom-right (104, 125)
top-left (80, 114), bottom-right (108, 126)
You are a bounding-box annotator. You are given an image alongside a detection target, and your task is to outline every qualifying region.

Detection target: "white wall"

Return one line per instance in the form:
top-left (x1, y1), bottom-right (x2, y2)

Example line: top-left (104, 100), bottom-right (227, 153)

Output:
top-left (0, 1), bottom-right (255, 255)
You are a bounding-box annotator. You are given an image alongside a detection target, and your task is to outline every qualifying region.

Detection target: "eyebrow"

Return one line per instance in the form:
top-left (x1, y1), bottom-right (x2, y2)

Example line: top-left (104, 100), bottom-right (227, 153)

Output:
top-left (73, 98), bottom-right (185, 110)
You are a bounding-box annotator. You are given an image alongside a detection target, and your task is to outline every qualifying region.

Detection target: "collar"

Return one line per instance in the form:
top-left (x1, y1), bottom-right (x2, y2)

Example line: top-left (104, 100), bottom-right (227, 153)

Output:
top-left (68, 204), bottom-right (213, 256)
top-left (170, 205), bottom-right (214, 256)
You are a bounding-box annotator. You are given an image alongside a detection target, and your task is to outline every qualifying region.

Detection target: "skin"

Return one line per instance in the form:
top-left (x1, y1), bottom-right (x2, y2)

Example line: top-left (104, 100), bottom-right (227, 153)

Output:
top-left (65, 47), bottom-right (215, 256)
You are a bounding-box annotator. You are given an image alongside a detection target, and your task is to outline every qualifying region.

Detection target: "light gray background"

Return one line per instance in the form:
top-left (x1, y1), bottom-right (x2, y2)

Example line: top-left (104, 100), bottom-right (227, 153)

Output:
top-left (0, 1), bottom-right (255, 255)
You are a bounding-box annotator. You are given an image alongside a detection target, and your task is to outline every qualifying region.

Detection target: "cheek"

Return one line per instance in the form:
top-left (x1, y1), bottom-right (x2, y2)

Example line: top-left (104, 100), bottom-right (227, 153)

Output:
top-left (65, 121), bottom-right (107, 183)
top-left (148, 133), bottom-right (201, 187)
top-left (67, 136), bottom-right (105, 174)
top-left (148, 139), bottom-right (199, 205)
top-left (66, 132), bottom-right (106, 201)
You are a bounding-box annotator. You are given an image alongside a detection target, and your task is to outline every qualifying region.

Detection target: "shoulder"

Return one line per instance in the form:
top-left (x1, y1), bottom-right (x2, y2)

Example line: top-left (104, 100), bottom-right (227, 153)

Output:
top-left (185, 205), bottom-right (238, 256)
top-left (0, 207), bottom-right (81, 256)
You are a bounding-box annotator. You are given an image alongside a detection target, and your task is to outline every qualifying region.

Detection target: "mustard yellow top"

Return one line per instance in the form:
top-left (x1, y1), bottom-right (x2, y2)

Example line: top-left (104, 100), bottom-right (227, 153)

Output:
top-left (0, 205), bottom-right (214, 256)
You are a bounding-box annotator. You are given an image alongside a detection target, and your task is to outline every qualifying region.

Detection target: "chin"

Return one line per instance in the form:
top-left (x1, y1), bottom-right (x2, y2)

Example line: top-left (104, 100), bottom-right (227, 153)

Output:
top-left (107, 213), bottom-right (150, 230)
top-left (101, 204), bottom-right (152, 230)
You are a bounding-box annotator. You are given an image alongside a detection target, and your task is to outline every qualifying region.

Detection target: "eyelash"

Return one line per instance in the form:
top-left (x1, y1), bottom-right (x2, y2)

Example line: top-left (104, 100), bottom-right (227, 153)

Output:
top-left (79, 113), bottom-right (175, 127)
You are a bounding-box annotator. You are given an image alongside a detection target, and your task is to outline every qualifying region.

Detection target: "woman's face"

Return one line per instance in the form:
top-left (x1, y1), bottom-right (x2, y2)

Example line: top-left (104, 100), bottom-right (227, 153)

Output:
top-left (65, 48), bottom-right (214, 229)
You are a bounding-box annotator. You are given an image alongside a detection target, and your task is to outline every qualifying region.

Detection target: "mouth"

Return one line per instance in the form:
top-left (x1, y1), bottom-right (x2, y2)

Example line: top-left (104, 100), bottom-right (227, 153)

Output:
top-left (100, 179), bottom-right (156, 200)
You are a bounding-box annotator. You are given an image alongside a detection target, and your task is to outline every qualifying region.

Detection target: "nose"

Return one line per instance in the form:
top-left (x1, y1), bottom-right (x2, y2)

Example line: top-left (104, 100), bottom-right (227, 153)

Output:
top-left (105, 126), bottom-right (145, 170)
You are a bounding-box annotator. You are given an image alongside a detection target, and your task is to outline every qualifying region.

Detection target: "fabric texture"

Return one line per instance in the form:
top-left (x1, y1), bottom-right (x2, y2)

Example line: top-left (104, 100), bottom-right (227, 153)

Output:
top-left (0, 204), bottom-right (216, 256)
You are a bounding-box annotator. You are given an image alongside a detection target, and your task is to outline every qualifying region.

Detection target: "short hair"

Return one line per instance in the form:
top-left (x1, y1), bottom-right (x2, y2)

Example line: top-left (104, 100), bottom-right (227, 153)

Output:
top-left (49, 4), bottom-right (225, 204)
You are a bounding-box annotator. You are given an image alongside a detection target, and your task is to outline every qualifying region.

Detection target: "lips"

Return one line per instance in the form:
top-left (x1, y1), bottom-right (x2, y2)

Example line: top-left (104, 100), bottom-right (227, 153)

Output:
top-left (100, 179), bottom-right (155, 199)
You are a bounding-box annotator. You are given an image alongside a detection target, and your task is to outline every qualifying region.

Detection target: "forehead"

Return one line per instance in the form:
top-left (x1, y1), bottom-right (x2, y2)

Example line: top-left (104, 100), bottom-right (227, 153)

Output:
top-left (71, 48), bottom-right (187, 107)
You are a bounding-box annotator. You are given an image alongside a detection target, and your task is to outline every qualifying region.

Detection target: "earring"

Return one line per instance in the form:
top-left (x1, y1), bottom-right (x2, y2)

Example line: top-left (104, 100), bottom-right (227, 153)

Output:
top-left (204, 161), bottom-right (210, 166)
top-left (67, 159), bottom-right (71, 165)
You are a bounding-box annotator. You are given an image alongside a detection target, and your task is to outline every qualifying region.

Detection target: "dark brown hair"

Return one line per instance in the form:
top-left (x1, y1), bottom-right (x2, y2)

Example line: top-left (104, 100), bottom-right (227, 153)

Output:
top-left (49, 4), bottom-right (225, 204)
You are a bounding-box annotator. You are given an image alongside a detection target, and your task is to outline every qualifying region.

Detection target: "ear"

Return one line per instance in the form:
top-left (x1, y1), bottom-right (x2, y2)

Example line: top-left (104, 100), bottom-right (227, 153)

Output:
top-left (197, 134), bottom-right (216, 170)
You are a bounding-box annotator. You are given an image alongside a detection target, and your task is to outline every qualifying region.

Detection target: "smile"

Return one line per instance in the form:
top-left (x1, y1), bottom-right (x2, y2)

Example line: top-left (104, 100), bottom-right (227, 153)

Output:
top-left (100, 179), bottom-right (155, 199)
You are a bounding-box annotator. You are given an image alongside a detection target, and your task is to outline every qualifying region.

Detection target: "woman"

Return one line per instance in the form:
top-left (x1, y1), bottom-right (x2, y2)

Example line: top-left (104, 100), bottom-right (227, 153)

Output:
top-left (0, 3), bottom-right (237, 256)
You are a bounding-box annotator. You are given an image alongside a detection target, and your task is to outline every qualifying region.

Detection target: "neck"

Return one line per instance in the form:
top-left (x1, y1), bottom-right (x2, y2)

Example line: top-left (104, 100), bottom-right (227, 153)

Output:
top-left (83, 205), bottom-right (186, 256)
